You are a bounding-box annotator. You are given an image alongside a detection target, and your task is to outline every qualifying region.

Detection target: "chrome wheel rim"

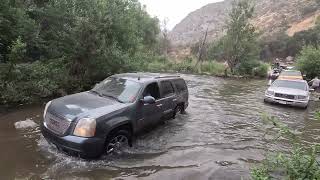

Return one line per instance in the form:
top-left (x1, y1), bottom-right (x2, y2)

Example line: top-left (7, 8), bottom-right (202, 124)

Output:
top-left (106, 135), bottom-right (128, 154)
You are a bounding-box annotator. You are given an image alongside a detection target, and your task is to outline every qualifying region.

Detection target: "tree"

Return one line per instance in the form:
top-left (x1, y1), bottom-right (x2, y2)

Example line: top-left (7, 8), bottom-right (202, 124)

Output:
top-left (207, 36), bottom-right (227, 61)
top-left (0, 0), bottom-right (38, 62)
top-left (222, 0), bottom-right (260, 74)
top-left (195, 27), bottom-right (209, 73)
top-left (3, 37), bottom-right (26, 84)
top-left (157, 18), bottom-right (171, 57)
top-left (297, 46), bottom-right (320, 79)
top-left (0, 0), bottom-right (161, 105)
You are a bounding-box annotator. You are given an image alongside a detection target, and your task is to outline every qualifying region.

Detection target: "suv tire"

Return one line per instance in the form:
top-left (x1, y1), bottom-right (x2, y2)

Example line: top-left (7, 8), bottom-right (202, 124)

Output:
top-left (177, 103), bottom-right (185, 114)
top-left (105, 129), bottom-right (132, 155)
top-left (173, 104), bottom-right (185, 118)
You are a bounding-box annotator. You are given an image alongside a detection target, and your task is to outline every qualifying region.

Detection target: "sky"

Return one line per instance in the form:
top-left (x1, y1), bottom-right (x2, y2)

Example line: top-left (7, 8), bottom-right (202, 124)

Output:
top-left (139, 0), bottom-right (223, 30)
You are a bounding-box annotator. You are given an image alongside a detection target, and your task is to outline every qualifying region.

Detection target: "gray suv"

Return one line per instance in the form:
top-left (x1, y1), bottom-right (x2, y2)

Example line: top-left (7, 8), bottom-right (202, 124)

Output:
top-left (41, 73), bottom-right (188, 158)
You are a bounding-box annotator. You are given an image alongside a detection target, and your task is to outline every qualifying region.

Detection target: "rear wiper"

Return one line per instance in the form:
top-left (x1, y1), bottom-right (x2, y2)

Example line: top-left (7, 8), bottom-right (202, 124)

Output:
top-left (101, 94), bottom-right (124, 103)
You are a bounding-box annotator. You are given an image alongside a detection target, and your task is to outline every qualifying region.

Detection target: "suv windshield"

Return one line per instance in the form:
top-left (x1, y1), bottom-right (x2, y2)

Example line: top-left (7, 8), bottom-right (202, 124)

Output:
top-left (272, 80), bottom-right (307, 91)
top-left (92, 77), bottom-right (141, 103)
top-left (281, 71), bottom-right (301, 76)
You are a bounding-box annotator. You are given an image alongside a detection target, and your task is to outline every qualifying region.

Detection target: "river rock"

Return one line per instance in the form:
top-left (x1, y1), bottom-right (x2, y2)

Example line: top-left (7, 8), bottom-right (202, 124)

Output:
top-left (14, 119), bottom-right (38, 130)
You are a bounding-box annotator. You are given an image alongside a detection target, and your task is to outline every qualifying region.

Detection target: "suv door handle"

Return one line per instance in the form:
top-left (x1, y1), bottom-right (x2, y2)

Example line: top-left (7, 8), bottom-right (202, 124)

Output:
top-left (173, 99), bottom-right (177, 102)
top-left (157, 104), bottom-right (163, 107)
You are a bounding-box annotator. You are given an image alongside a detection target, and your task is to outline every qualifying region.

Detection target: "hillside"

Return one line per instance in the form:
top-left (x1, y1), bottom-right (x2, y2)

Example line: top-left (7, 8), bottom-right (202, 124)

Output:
top-left (169, 0), bottom-right (320, 47)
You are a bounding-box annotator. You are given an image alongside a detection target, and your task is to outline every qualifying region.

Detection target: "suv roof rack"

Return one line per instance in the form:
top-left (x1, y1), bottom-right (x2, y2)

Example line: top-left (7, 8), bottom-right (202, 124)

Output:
top-left (154, 75), bottom-right (180, 79)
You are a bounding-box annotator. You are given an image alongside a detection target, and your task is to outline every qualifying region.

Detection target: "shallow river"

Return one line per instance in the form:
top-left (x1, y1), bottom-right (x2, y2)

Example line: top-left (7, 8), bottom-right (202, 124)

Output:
top-left (1, 74), bottom-right (320, 180)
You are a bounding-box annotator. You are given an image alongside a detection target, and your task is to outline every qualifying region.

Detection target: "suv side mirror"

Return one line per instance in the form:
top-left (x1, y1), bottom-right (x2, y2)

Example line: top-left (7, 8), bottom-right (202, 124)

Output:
top-left (142, 96), bottom-right (156, 104)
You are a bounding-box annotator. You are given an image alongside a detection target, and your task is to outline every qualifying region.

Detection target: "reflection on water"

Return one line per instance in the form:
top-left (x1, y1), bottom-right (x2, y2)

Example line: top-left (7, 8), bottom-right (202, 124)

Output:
top-left (0, 74), bottom-right (320, 179)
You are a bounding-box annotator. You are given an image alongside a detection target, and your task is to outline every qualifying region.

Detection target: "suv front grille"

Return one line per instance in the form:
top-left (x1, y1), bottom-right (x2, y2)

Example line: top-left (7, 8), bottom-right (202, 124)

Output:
top-left (275, 93), bottom-right (295, 100)
top-left (45, 112), bottom-right (71, 136)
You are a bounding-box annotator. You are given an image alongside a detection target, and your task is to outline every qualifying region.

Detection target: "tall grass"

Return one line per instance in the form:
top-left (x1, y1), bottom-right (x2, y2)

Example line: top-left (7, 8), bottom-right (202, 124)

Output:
top-left (145, 58), bottom-right (226, 76)
top-left (145, 57), bottom-right (269, 78)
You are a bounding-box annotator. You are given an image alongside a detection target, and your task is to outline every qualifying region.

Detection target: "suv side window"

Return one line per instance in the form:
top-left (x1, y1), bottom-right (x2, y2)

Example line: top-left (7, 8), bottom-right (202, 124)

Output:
top-left (174, 79), bottom-right (187, 93)
top-left (160, 81), bottom-right (175, 98)
top-left (143, 82), bottom-right (160, 99)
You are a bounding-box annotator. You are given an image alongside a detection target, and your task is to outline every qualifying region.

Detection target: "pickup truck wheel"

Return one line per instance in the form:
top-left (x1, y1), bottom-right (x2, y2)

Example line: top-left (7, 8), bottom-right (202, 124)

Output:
top-left (105, 129), bottom-right (131, 154)
top-left (302, 104), bottom-right (308, 109)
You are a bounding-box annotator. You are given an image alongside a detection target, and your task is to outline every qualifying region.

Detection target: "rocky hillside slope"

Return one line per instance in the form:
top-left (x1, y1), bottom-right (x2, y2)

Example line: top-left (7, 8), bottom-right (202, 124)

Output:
top-left (169, 0), bottom-right (320, 47)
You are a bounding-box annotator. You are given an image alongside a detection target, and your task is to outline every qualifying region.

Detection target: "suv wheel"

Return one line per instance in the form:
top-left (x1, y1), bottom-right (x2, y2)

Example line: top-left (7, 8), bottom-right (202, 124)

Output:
top-left (178, 103), bottom-right (185, 114)
top-left (173, 104), bottom-right (185, 118)
top-left (105, 129), bottom-right (131, 154)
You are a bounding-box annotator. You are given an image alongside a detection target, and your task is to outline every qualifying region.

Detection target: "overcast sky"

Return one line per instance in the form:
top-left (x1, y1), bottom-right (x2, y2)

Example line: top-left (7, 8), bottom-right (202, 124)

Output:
top-left (139, 0), bottom-right (223, 30)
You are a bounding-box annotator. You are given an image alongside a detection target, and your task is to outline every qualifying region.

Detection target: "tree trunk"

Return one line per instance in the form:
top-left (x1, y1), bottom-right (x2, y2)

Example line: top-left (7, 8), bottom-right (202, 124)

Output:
top-left (230, 67), bottom-right (234, 74)
top-left (195, 27), bottom-right (209, 73)
top-left (3, 62), bottom-right (15, 89)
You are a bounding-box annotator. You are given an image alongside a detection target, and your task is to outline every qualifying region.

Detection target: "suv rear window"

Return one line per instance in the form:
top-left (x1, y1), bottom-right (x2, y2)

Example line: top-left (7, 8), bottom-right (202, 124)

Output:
top-left (160, 81), bottom-right (174, 98)
top-left (173, 79), bottom-right (187, 93)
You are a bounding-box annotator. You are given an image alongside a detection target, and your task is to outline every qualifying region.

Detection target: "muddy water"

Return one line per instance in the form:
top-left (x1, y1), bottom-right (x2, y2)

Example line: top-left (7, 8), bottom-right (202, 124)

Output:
top-left (1, 74), bottom-right (320, 180)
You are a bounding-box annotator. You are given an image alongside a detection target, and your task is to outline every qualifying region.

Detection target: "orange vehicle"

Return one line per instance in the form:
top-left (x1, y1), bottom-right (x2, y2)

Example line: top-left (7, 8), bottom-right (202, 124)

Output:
top-left (278, 70), bottom-right (303, 80)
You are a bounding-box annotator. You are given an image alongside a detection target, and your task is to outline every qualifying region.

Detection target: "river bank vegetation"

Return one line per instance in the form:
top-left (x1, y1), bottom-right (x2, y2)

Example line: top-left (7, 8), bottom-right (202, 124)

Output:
top-left (1, 0), bottom-right (320, 178)
top-left (0, 0), bottom-right (161, 105)
top-left (189, 0), bottom-right (269, 78)
top-left (251, 115), bottom-right (320, 179)
top-left (0, 0), bottom-right (263, 106)
top-left (188, 0), bottom-right (320, 79)
top-left (0, 0), bottom-right (320, 106)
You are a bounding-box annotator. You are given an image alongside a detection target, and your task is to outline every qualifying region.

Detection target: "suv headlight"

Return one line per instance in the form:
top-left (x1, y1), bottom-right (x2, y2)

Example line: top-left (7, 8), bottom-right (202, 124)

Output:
top-left (74, 118), bottom-right (96, 137)
top-left (297, 95), bottom-right (308, 100)
top-left (43, 101), bottom-right (52, 119)
top-left (265, 90), bottom-right (275, 96)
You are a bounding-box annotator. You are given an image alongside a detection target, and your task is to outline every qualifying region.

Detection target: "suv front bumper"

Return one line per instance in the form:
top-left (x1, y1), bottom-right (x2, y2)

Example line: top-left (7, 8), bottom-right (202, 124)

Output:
top-left (41, 124), bottom-right (105, 158)
top-left (264, 95), bottom-right (308, 108)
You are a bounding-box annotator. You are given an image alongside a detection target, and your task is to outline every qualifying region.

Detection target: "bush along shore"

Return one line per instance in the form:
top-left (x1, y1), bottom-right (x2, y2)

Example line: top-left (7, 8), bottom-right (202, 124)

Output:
top-left (144, 57), bottom-right (269, 78)
top-left (0, 55), bottom-right (269, 107)
top-left (0, 0), bottom-right (269, 106)
top-left (3, 0), bottom-right (317, 106)
top-left (251, 115), bottom-right (320, 179)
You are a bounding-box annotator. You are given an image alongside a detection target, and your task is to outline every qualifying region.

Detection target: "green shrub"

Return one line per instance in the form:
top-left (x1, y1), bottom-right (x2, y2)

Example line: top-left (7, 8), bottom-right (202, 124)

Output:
top-left (251, 115), bottom-right (320, 180)
top-left (236, 60), bottom-right (269, 77)
top-left (172, 61), bottom-right (195, 72)
top-left (0, 59), bottom-right (69, 104)
top-left (253, 63), bottom-right (269, 78)
top-left (253, 146), bottom-right (320, 179)
top-left (144, 57), bottom-right (196, 73)
top-left (200, 61), bottom-right (225, 76)
top-left (0, 0), bottom-right (161, 105)
top-left (237, 60), bottom-right (260, 76)
top-left (147, 61), bottom-right (171, 72)
top-left (297, 46), bottom-right (320, 79)
top-left (8, 37), bottom-right (27, 63)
